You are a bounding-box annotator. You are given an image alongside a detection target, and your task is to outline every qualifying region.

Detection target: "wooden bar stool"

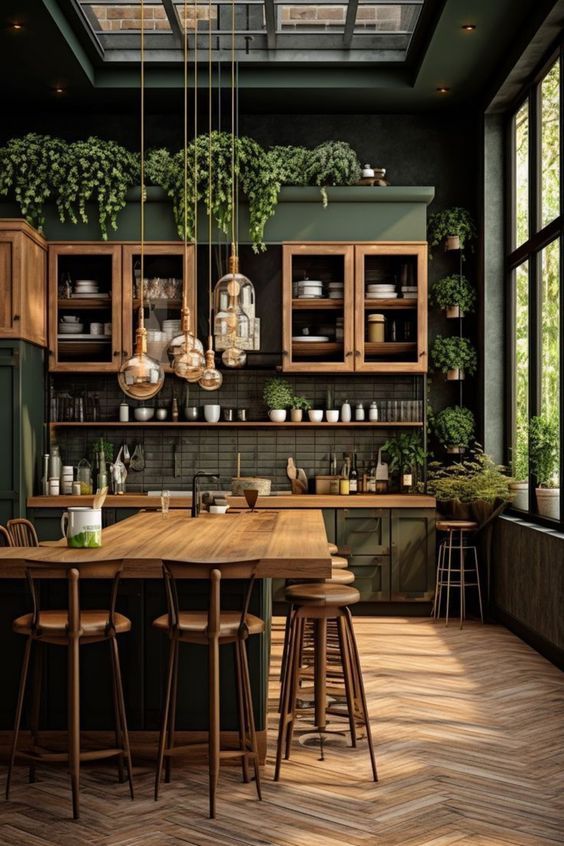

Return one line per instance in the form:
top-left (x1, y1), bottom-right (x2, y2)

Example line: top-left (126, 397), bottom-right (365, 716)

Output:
top-left (6, 559), bottom-right (134, 819)
top-left (275, 582), bottom-right (377, 782)
top-left (328, 543), bottom-right (339, 555)
top-left (0, 525), bottom-right (13, 547)
top-left (432, 520), bottom-right (484, 628)
top-left (152, 559), bottom-right (264, 819)
top-left (7, 518), bottom-right (39, 547)
top-left (331, 555), bottom-right (349, 569)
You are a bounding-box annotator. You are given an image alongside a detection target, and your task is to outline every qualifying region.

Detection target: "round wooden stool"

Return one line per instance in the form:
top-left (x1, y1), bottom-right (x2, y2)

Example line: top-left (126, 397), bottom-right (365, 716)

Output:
top-left (326, 569), bottom-right (355, 585)
top-left (330, 555), bottom-right (349, 569)
top-left (328, 543), bottom-right (339, 555)
top-left (275, 583), bottom-right (377, 782)
top-left (432, 520), bottom-right (483, 628)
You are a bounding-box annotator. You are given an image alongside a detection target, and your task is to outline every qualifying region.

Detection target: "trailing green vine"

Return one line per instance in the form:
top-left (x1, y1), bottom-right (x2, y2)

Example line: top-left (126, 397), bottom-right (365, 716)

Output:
top-left (0, 133), bottom-right (66, 230)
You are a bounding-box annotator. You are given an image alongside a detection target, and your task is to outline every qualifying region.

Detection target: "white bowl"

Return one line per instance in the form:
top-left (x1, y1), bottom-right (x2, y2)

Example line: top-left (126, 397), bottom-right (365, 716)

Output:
top-left (134, 407), bottom-right (155, 422)
top-left (204, 404), bottom-right (221, 423)
top-left (326, 410), bottom-right (340, 423)
top-left (209, 505), bottom-right (229, 514)
top-left (269, 409), bottom-right (287, 423)
top-left (62, 315), bottom-right (80, 323)
top-left (308, 410), bottom-right (324, 422)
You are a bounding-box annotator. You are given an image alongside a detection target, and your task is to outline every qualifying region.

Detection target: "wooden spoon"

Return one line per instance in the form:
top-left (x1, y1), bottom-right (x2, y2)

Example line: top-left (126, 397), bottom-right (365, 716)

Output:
top-left (287, 457), bottom-right (297, 482)
top-left (93, 486), bottom-right (108, 510)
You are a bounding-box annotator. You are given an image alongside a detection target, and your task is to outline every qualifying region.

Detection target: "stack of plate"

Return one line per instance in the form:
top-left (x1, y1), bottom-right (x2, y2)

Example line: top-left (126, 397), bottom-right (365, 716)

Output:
top-left (162, 319), bottom-right (181, 340)
top-left (328, 282), bottom-right (344, 299)
top-left (297, 279), bottom-right (324, 299)
top-left (401, 286), bottom-right (418, 300)
top-left (73, 280), bottom-right (100, 298)
top-left (147, 330), bottom-right (168, 361)
top-left (367, 283), bottom-right (397, 300)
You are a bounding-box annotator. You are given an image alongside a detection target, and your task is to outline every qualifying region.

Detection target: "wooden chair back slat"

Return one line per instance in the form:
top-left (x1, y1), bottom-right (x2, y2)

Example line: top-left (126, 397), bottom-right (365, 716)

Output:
top-left (0, 525), bottom-right (12, 547)
top-left (7, 518), bottom-right (39, 547)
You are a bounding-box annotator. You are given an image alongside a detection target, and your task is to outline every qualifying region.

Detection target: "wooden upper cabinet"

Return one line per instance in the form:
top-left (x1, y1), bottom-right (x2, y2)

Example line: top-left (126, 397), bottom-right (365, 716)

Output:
top-left (0, 220), bottom-right (47, 347)
top-left (282, 243), bottom-right (355, 372)
top-left (48, 243), bottom-right (122, 372)
top-left (354, 243), bottom-right (428, 373)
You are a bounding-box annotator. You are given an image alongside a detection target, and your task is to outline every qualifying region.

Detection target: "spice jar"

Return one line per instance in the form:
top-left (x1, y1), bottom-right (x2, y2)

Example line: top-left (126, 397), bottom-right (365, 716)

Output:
top-left (367, 313), bottom-right (385, 343)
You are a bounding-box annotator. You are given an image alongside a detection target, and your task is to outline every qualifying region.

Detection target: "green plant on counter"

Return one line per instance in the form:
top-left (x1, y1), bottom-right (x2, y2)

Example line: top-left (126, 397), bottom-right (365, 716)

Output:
top-left (263, 378), bottom-right (294, 410)
top-left (427, 206), bottom-right (477, 252)
top-left (304, 141), bottom-right (362, 206)
top-left (431, 335), bottom-right (477, 376)
top-left (433, 406), bottom-right (475, 451)
top-left (90, 437), bottom-right (114, 464)
top-left (0, 133), bottom-right (66, 230)
top-left (383, 433), bottom-right (426, 474)
top-left (425, 448), bottom-right (512, 504)
top-left (57, 137), bottom-right (139, 240)
top-left (430, 274), bottom-right (476, 314)
top-left (529, 415), bottom-right (559, 487)
top-left (267, 145), bottom-right (309, 186)
top-left (290, 394), bottom-right (312, 411)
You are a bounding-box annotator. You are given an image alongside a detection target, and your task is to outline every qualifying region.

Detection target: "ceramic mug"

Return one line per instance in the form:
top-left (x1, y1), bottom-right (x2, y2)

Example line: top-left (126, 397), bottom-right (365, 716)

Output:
top-left (204, 404), bottom-right (221, 423)
top-left (90, 322), bottom-right (103, 336)
top-left (61, 507), bottom-right (102, 548)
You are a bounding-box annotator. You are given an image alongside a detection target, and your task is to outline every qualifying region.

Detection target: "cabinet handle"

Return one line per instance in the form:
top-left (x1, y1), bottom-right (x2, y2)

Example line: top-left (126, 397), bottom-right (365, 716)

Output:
top-left (12, 314), bottom-right (20, 321)
top-left (345, 350), bottom-right (353, 357)
top-left (282, 349), bottom-right (289, 357)
top-left (355, 350), bottom-right (361, 357)
top-left (113, 350), bottom-right (120, 358)
top-left (419, 351), bottom-right (426, 358)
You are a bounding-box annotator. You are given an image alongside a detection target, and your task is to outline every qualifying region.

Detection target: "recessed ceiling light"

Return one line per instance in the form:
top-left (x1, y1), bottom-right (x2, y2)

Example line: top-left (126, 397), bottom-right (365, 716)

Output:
top-left (436, 87), bottom-right (450, 94)
top-left (54, 87), bottom-right (65, 95)
top-left (10, 23), bottom-right (23, 31)
top-left (462, 24), bottom-right (476, 32)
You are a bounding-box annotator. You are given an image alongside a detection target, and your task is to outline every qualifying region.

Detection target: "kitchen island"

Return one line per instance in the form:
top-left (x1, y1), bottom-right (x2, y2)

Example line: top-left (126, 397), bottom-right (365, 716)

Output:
top-left (0, 509), bottom-right (331, 752)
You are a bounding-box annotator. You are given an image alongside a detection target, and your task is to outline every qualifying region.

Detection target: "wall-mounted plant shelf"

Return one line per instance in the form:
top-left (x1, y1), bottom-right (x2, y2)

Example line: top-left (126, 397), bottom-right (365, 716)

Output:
top-left (49, 420), bottom-right (424, 429)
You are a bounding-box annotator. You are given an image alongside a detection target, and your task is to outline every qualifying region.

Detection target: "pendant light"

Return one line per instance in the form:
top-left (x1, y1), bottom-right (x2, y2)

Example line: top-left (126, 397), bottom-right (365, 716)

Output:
top-left (199, 0), bottom-right (223, 392)
top-left (213, 0), bottom-right (255, 369)
top-left (119, 0), bottom-right (164, 400)
top-left (168, 0), bottom-right (206, 382)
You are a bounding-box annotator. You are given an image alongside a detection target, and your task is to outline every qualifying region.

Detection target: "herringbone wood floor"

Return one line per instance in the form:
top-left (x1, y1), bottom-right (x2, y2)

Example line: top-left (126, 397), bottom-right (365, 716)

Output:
top-left (1, 618), bottom-right (563, 845)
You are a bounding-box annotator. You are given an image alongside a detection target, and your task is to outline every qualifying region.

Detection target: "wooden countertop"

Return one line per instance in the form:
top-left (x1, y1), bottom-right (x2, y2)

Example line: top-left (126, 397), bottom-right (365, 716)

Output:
top-left (28, 494), bottom-right (436, 509)
top-left (0, 509), bottom-right (333, 580)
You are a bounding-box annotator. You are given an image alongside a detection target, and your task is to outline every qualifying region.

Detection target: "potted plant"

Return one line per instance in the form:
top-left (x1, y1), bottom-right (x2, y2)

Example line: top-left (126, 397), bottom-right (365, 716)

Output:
top-left (529, 415), bottom-right (560, 519)
top-left (383, 433), bottom-right (426, 492)
top-left (425, 448), bottom-right (512, 522)
top-left (431, 335), bottom-right (477, 381)
top-left (427, 207), bottom-right (477, 253)
top-left (289, 395), bottom-right (312, 423)
top-left (509, 428), bottom-right (529, 511)
top-left (263, 378), bottom-right (294, 422)
top-left (430, 274), bottom-right (476, 319)
top-left (433, 406), bottom-right (475, 454)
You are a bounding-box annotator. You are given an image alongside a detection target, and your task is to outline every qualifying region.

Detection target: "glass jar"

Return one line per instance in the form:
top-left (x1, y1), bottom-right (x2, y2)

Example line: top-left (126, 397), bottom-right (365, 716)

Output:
top-left (367, 313), bottom-right (385, 343)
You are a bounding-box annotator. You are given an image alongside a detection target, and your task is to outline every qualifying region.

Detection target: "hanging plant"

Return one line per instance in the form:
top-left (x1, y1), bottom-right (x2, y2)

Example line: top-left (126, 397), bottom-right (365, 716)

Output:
top-left (304, 141), bottom-right (362, 206)
top-left (433, 406), bottom-right (475, 453)
top-left (57, 137), bottom-right (139, 240)
top-left (0, 133), bottom-right (66, 230)
top-left (431, 335), bottom-right (477, 380)
top-left (427, 206), bottom-right (477, 252)
top-left (267, 145), bottom-right (309, 185)
top-left (430, 274), bottom-right (476, 317)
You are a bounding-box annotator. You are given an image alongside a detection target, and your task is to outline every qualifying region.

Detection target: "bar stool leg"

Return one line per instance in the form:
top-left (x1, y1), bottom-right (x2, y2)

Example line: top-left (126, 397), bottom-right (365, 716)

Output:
top-left (472, 545), bottom-right (484, 623)
top-left (314, 618), bottom-right (328, 760)
top-left (165, 642), bottom-right (179, 784)
top-left (239, 639), bottom-right (262, 800)
top-left (6, 636), bottom-right (32, 801)
top-left (28, 641), bottom-right (44, 784)
top-left (285, 617), bottom-right (305, 760)
top-left (111, 636), bottom-right (134, 801)
top-left (445, 530), bottom-right (454, 627)
top-left (278, 604), bottom-right (295, 713)
top-left (109, 639), bottom-right (125, 784)
top-left (337, 615), bottom-right (358, 747)
top-left (208, 636), bottom-right (221, 819)
top-left (344, 609), bottom-right (378, 782)
top-left (155, 637), bottom-right (177, 800)
top-left (234, 641), bottom-right (250, 783)
top-left (432, 541), bottom-right (444, 619)
top-left (459, 530), bottom-right (466, 630)
top-left (68, 634), bottom-right (80, 819)
top-left (274, 613), bottom-right (301, 781)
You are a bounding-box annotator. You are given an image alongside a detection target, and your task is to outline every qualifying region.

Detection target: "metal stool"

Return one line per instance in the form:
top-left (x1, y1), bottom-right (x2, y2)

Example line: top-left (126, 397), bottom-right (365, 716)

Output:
top-left (432, 520), bottom-right (484, 628)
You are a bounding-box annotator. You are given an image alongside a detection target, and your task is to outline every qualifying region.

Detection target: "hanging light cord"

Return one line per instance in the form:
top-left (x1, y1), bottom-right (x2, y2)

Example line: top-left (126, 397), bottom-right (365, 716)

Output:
top-left (139, 0), bottom-right (145, 334)
top-left (193, 0), bottom-right (198, 311)
top-left (208, 0), bottom-right (213, 349)
top-left (231, 0), bottom-right (236, 258)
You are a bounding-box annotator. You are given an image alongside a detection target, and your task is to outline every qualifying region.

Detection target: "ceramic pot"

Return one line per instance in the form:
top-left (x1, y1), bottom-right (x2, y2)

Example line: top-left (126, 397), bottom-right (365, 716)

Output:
top-left (290, 408), bottom-right (303, 422)
top-left (446, 305), bottom-right (463, 319)
top-left (509, 481), bottom-right (528, 511)
top-left (446, 445), bottom-right (465, 455)
top-left (269, 409), bottom-right (287, 423)
top-left (447, 368), bottom-right (464, 381)
top-left (444, 234), bottom-right (461, 251)
top-left (204, 404), bottom-right (221, 423)
top-left (325, 410), bottom-right (340, 423)
top-left (308, 410), bottom-right (324, 422)
top-left (536, 487), bottom-right (560, 520)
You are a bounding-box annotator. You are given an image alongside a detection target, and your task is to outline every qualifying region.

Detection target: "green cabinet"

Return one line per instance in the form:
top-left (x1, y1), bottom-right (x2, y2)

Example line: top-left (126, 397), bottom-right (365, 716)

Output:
top-left (391, 510), bottom-right (436, 600)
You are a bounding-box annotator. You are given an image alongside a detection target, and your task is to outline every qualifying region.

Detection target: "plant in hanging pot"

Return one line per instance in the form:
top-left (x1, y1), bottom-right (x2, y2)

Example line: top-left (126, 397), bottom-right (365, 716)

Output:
top-left (430, 274), bottom-right (476, 319)
top-left (263, 378), bottom-right (294, 422)
top-left (382, 433), bottom-right (426, 493)
top-left (289, 395), bottom-right (312, 423)
top-left (433, 405), bottom-right (475, 454)
top-left (427, 207), bottom-right (477, 253)
top-left (509, 427), bottom-right (529, 511)
top-left (431, 335), bottom-right (477, 381)
top-left (529, 415), bottom-right (560, 519)
top-left (425, 447), bottom-right (512, 522)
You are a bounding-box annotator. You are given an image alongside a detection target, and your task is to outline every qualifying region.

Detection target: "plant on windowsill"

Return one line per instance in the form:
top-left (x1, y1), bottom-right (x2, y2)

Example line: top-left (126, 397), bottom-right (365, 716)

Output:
top-left (433, 405), bottom-right (475, 454)
top-left (289, 395), bottom-right (312, 423)
top-left (509, 428), bottom-right (529, 511)
top-left (427, 206), bottom-right (477, 253)
top-left (382, 433), bottom-right (426, 493)
top-left (529, 415), bottom-right (560, 520)
top-left (263, 378), bottom-right (294, 423)
top-left (430, 274), bottom-right (476, 318)
top-left (431, 335), bottom-right (477, 381)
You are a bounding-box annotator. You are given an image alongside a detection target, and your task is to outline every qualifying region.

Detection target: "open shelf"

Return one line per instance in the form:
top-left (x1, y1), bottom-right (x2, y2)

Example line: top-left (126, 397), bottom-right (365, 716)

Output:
top-left (49, 420), bottom-right (424, 429)
top-left (292, 341), bottom-right (343, 357)
top-left (364, 299), bottom-right (417, 309)
top-left (292, 298), bottom-right (344, 310)
top-left (58, 298), bottom-right (112, 310)
top-left (364, 342), bottom-right (417, 355)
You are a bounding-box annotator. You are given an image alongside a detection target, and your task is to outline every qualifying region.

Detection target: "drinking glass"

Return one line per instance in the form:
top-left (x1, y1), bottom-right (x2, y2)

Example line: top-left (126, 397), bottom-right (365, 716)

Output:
top-left (161, 489), bottom-right (170, 518)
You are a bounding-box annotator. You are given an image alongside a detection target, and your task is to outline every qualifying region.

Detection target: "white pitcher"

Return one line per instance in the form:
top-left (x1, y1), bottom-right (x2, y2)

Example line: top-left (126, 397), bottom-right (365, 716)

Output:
top-left (61, 507), bottom-right (102, 548)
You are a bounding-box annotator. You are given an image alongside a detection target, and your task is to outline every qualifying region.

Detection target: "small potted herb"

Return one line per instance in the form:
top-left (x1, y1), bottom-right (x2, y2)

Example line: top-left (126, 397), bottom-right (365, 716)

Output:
top-left (529, 415), bottom-right (560, 519)
top-left (427, 207), bottom-right (477, 253)
top-left (263, 378), bottom-right (294, 423)
top-left (431, 335), bottom-right (477, 381)
top-left (433, 406), bottom-right (475, 454)
top-left (290, 395), bottom-right (312, 423)
top-left (430, 274), bottom-right (476, 319)
top-left (509, 429), bottom-right (529, 511)
top-left (383, 433), bottom-right (426, 492)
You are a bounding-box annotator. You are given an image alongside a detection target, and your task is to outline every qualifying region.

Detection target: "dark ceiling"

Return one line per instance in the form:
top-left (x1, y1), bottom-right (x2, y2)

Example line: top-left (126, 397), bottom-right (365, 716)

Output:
top-left (0, 0), bottom-right (560, 116)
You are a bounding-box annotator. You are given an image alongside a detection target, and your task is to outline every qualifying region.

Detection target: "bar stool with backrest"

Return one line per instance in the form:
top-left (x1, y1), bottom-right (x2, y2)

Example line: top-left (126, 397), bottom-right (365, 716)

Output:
top-left (432, 519), bottom-right (483, 628)
top-left (7, 519), bottom-right (39, 547)
top-left (275, 582), bottom-right (377, 782)
top-left (6, 559), bottom-right (134, 819)
top-left (152, 559), bottom-right (264, 819)
top-left (0, 526), bottom-right (13, 547)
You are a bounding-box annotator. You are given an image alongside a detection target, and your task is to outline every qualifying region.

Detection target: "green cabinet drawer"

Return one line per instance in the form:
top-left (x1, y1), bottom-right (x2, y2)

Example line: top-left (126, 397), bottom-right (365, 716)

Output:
top-left (390, 509), bottom-right (436, 600)
top-left (337, 508), bottom-right (390, 555)
top-left (349, 554), bottom-right (390, 601)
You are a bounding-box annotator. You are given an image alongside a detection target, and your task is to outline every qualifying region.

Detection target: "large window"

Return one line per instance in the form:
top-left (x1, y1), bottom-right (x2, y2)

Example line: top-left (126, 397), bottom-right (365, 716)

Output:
top-left (508, 49), bottom-right (563, 526)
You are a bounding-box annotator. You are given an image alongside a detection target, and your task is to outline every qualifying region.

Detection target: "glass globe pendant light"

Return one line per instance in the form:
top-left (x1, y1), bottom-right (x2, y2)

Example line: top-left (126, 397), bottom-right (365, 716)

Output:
top-left (118, 0), bottom-right (164, 401)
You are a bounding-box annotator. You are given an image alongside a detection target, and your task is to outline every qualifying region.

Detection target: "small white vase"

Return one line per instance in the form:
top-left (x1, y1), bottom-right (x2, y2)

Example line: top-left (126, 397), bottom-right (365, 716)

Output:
top-left (536, 487), bottom-right (560, 520)
top-left (269, 409), bottom-right (287, 423)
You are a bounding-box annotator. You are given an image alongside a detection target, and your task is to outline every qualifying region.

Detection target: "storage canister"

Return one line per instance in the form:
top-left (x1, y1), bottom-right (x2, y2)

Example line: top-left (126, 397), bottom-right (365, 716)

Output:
top-left (367, 313), bottom-right (386, 343)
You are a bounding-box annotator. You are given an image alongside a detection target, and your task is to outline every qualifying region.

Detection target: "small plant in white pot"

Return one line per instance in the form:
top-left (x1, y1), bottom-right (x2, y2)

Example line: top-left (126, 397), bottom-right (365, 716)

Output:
top-left (289, 395), bottom-right (312, 423)
top-left (529, 415), bottom-right (560, 519)
top-left (263, 378), bottom-right (294, 423)
top-left (509, 430), bottom-right (529, 511)
top-left (431, 335), bottom-right (477, 381)
top-left (427, 206), bottom-right (477, 253)
top-left (433, 405), bottom-right (475, 454)
top-left (430, 274), bottom-right (476, 319)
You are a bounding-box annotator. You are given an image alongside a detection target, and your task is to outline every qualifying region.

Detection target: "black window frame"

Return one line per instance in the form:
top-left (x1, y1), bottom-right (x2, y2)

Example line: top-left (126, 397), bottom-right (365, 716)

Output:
top-left (505, 40), bottom-right (564, 530)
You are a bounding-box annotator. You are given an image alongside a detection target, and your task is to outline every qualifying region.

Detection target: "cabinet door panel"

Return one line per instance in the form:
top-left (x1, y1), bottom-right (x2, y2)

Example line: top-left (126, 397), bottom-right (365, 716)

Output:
top-left (350, 554), bottom-right (390, 601)
top-left (390, 509), bottom-right (436, 600)
top-left (337, 508), bottom-right (390, 555)
top-left (0, 237), bottom-right (15, 335)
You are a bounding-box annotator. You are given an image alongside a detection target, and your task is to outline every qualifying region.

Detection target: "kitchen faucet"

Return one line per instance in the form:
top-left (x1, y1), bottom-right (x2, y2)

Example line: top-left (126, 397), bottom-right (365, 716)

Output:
top-left (191, 471), bottom-right (219, 518)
